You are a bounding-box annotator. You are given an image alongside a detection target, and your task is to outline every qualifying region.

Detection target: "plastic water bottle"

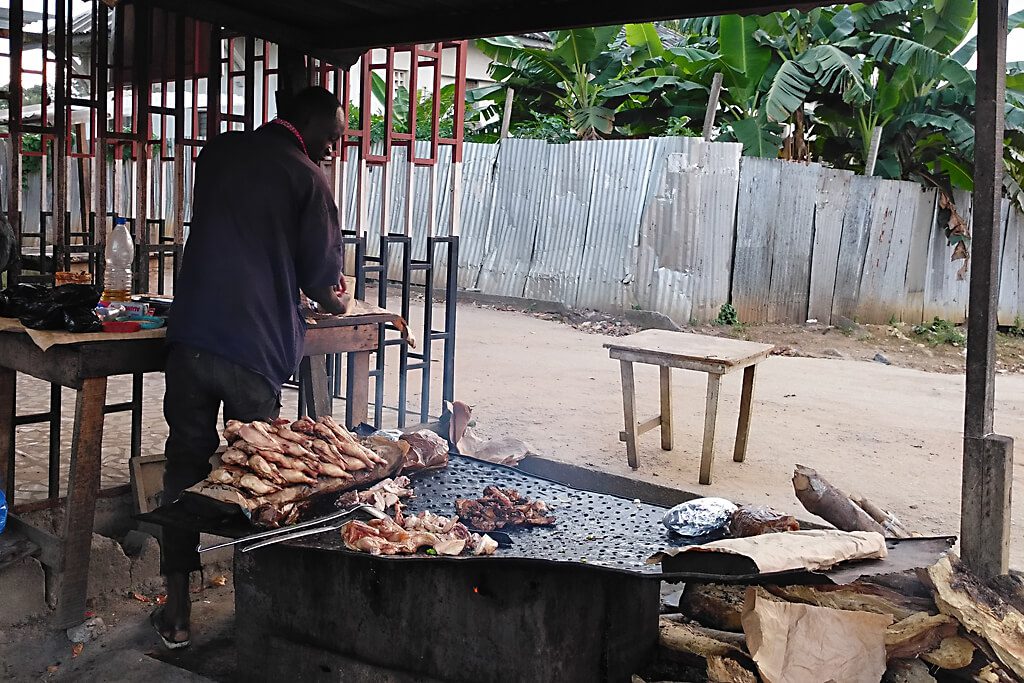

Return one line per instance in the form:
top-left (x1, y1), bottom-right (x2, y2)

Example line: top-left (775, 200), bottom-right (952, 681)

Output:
top-left (102, 217), bottom-right (134, 304)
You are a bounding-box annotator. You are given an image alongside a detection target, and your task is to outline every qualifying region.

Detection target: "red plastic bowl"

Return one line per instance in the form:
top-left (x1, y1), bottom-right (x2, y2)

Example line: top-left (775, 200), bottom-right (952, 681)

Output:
top-left (102, 321), bottom-right (142, 333)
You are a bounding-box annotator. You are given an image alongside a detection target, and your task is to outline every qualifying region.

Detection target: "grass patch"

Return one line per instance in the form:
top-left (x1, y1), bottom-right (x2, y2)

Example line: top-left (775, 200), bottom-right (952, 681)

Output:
top-left (912, 317), bottom-right (966, 347)
top-left (714, 303), bottom-right (738, 326)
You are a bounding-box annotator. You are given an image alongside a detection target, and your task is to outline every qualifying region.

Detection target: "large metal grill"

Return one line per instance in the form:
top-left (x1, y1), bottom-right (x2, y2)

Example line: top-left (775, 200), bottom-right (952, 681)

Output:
top-left (286, 454), bottom-right (679, 575)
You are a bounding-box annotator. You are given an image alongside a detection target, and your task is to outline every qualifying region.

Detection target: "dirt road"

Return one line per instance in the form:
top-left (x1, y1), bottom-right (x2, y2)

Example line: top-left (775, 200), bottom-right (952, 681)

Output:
top-left (448, 304), bottom-right (1024, 568)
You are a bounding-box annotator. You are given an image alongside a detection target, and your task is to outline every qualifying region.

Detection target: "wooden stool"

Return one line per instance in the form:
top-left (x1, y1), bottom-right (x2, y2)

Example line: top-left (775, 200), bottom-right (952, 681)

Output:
top-left (604, 330), bottom-right (774, 485)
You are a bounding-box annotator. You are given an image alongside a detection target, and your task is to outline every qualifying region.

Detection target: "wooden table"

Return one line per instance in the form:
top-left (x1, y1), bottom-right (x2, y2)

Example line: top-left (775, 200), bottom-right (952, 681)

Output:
top-left (0, 309), bottom-right (392, 628)
top-left (604, 330), bottom-right (774, 485)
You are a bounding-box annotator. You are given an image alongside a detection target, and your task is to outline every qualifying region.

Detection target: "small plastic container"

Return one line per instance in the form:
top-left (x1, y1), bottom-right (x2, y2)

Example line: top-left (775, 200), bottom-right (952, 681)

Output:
top-left (102, 320), bottom-right (142, 333)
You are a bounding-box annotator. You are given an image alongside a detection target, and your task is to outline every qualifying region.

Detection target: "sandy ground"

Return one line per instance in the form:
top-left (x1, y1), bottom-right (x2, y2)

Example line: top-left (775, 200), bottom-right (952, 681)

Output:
top-left (447, 304), bottom-right (1024, 569)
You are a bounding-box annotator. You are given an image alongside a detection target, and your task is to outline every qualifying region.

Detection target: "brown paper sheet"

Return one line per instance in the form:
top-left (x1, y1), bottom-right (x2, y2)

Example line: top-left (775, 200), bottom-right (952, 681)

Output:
top-left (0, 298), bottom-right (404, 352)
top-left (741, 587), bottom-right (891, 683)
top-left (0, 317), bottom-right (166, 351)
top-left (650, 529), bottom-right (887, 575)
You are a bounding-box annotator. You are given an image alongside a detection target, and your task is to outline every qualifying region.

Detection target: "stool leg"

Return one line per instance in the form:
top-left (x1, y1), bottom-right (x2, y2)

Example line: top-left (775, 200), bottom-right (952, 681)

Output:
top-left (0, 367), bottom-right (15, 502)
top-left (659, 366), bottom-right (673, 451)
top-left (619, 360), bottom-right (639, 469)
top-left (699, 373), bottom-right (722, 485)
top-left (734, 365), bottom-right (757, 463)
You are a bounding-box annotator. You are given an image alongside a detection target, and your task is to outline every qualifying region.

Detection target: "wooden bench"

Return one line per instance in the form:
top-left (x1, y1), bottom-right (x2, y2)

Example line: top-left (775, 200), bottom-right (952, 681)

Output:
top-left (604, 330), bottom-right (774, 485)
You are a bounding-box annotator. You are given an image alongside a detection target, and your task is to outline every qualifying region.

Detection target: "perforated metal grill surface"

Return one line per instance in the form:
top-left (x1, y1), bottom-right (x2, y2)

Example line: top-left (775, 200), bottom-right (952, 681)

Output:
top-left (288, 455), bottom-right (683, 575)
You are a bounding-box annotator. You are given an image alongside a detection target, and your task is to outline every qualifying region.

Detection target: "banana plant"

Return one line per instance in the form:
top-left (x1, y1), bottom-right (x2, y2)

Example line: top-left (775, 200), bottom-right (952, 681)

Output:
top-left (472, 27), bottom-right (625, 139)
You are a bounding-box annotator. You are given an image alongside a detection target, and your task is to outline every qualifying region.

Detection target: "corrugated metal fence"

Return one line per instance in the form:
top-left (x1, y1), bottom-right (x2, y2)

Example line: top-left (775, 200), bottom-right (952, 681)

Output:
top-left (451, 137), bottom-right (1022, 325)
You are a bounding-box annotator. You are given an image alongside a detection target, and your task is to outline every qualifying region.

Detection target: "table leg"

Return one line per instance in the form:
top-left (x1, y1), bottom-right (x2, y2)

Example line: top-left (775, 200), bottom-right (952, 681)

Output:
top-left (734, 365), bottom-right (757, 463)
top-left (659, 366), bottom-right (673, 451)
top-left (345, 351), bottom-right (370, 430)
top-left (300, 356), bottom-right (332, 420)
top-left (0, 367), bottom-right (15, 502)
top-left (619, 360), bottom-right (639, 469)
top-left (699, 373), bottom-right (722, 485)
top-left (56, 377), bottom-right (107, 628)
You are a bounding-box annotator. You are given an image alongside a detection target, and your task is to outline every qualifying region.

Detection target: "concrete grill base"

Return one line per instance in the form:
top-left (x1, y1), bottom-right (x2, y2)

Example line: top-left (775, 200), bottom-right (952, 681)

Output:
top-left (234, 544), bottom-right (660, 682)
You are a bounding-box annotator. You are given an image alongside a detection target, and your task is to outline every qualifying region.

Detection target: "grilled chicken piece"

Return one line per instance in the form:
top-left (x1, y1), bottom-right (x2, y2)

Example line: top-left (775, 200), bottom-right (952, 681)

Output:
top-left (208, 466), bottom-right (244, 486)
top-left (238, 473), bottom-right (281, 496)
top-left (257, 449), bottom-right (314, 474)
top-left (433, 538), bottom-right (466, 556)
top-left (247, 454), bottom-right (286, 486)
top-left (223, 420), bottom-right (244, 443)
top-left (273, 423), bottom-right (314, 448)
top-left (220, 448), bottom-right (249, 466)
top-left (309, 439), bottom-right (347, 467)
top-left (278, 468), bottom-right (318, 486)
top-left (319, 415), bottom-right (358, 444)
top-left (317, 462), bottom-right (353, 479)
top-left (238, 424), bottom-right (283, 452)
top-left (339, 455), bottom-right (368, 471)
top-left (290, 417), bottom-right (318, 436)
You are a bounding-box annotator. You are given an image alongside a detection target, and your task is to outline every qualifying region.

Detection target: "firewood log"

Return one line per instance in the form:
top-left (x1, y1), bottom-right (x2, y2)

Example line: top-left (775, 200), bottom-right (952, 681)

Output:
top-left (792, 465), bottom-right (885, 534)
top-left (850, 494), bottom-right (913, 538)
top-left (920, 635), bottom-right (975, 670)
top-left (706, 655), bottom-right (757, 683)
top-left (884, 612), bottom-right (959, 660)
top-left (764, 582), bottom-right (934, 622)
top-left (927, 554), bottom-right (1024, 678)
top-left (679, 583), bottom-right (749, 632)
top-left (658, 617), bottom-right (744, 660)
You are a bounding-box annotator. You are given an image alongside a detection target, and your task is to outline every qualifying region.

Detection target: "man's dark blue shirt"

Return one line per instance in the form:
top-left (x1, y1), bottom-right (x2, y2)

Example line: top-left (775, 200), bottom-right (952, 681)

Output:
top-left (167, 124), bottom-right (343, 389)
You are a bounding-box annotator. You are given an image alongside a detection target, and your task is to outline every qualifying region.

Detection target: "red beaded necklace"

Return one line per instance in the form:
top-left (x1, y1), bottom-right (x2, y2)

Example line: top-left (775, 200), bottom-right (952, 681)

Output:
top-left (270, 118), bottom-right (308, 158)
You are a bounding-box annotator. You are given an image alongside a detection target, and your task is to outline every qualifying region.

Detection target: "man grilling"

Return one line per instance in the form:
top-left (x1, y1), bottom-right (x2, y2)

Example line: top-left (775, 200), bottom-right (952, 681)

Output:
top-left (153, 86), bottom-right (350, 649)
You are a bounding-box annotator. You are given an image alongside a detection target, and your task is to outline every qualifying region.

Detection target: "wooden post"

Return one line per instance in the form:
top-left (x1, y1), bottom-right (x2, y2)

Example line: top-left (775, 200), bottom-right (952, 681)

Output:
top-left (619, 360), bottom-right (639, 469)
top-left (659, 366), bottom-right (673, 451)
top-left (299, 356), bottom-right (332, 420)
top-left (864, 126), bottom-right (883, 176)
top-left (345, 351), bottom-right (371, 430)
top-left (0, 367), bottom-right (15, 502)
top-left (734, 365), bottom-right (756, 462)
top-left (699, 374), bottom-right (722, 485)
top-left (56, 377), bottom-right (108, 628)
top-left (500, 87), bottom-right (515, 139)
top-left (702, 72), bottom-right (723, 142)
top-left (963, 0), bottom-right (1012, 578)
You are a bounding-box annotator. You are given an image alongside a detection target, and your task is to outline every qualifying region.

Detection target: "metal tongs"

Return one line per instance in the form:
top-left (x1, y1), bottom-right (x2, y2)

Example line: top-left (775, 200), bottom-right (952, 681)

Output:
top-left (196, 504), bottom-right (388, 554)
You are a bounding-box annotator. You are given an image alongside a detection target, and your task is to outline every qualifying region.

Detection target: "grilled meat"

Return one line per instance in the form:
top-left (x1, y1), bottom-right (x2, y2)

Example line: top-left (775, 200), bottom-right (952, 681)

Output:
top-left (455, 487), bottom-right (556, 531)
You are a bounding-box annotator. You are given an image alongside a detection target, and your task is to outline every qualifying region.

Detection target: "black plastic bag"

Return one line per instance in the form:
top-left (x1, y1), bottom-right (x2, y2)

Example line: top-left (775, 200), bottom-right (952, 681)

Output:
top-left (19, 301), bottom-right (66, 330)
top-left (0, 283), bottom-right (49, 317)
top-left (50, 284), bottom-right (101, 308)
top-left (64, 307), bottom-right (102, 333)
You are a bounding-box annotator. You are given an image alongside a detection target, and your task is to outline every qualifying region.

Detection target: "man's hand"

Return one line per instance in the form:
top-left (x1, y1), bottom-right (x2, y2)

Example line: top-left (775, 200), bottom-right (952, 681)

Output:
top-left (306, 286), bottom-right (351, 316)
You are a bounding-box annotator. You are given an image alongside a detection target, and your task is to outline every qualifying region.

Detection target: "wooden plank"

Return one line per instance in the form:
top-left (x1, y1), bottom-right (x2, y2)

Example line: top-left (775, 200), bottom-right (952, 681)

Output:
top-left (4, 515), bottom-right (61, 570)
top-left (902, 188), bottom-right (938, 324)
top-left (807, 168), bottom-right (853, 324)
top-left (732, 158), bottom-right (782, 323)
top-left (0, 333), bottom-right (83, 387)
top-left (831, 175), bottom-right (878, 321)
top-left (619, 360), bottom-right (639, 469)
top-left (604, 330), bottom-right (774, 368)
top-left (301, 324), bottom-right (379, 357)
top-left (699, 373), bottom-right (722, 485)
top-left (766, 162), bottom-right (820, 323)
top-left (923, 191), bottom-right (972, 323)
top-left (0, 366), bottom-right (14, 502)
top-left (999, 204), bottom-right (1020, 326)
top-left (56, 377), bottom-right (108, 628)
top-left (660, 366), bottom-right (673, 451)
top-left (619, 415), bottom-right (663, 441)
top-left (856, 180), bottom-right (907, 323)
top-left (734, 364), bottom-right (756, 463)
